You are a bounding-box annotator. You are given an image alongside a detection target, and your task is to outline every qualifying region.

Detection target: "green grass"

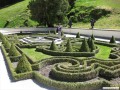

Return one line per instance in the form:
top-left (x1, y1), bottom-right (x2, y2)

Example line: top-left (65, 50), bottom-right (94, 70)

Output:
top-left (95, 45), bottom-right (111, 60)
top-left (21, 48), bottom-right (52, 61)
top-left (0, 0), bottom-right (120, 29)
top-left (72, 0), bottom-right (120, 29)
top-left (75, 0), bottom-right (120, 9)
top-left (0, 0), bottom-right (38, 28)
top-left (21, 45), bottom-right (111, 60)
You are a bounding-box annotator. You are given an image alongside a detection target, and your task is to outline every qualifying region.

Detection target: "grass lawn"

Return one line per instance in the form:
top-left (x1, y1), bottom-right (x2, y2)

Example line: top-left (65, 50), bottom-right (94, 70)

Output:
top-left (0, 0), bottom-right (120, 29)
top-left (95, 45), bottom-right (111, 60)
top-left (0, 0), bottom-right (38, 28)
top-left (72, 0), bottom-right (120, 29)
top-left (21, 48), bottom-right (52, 61)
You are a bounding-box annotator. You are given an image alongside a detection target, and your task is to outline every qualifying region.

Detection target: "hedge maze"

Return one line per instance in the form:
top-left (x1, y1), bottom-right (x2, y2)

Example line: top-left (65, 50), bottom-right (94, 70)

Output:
top-left (0, 32), bottom-right (120, 90)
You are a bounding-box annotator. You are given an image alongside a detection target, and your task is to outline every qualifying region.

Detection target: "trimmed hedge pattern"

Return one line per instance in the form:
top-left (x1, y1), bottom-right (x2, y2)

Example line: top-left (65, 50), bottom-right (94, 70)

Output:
top-left (1, 33), bottom-right (120, 90)
top-left (36, 47), bottom-right (95, 57)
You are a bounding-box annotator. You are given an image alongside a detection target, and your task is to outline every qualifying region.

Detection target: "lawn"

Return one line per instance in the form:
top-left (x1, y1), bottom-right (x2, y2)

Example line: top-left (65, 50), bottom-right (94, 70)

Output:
top-left (21, 48), bottom-right (52, 61)
top-left (0, 0), bottom-right (120, 29)
top-left (0, 0), bottom-right (38, 28)
top-left (72, 0), bottom-right (120, 29)
top-left (95, 45), bottom-right (111, 60)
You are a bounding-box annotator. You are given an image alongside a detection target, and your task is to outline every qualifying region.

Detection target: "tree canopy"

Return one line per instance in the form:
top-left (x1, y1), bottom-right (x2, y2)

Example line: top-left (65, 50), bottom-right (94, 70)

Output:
top-left (28, 0), bottom-right (69, 27)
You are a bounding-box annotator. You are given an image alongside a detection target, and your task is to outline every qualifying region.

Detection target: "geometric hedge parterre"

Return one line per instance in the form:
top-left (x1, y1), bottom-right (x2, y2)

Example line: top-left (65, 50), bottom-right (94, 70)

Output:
top-left (0, 32), bottom-right (120, 90)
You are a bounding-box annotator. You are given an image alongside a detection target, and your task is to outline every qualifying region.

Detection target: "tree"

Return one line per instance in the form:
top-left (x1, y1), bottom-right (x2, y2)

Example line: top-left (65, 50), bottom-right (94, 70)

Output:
top-left (65, 39), bottom-right (73, 52)
top-left (79, 38), bottom-right (90, 52)
top-left (68, 0), bottom-right (76, 9)
top-left (28, 0), bottom-right (69, 27)
top-left (76, 32), bottom-right (80, 38)
top-left (50, 41), bottom-right (58, 51)
top-left (8, 43), bottom-right (21, 57)
top-left (110, 36), bottom-right (116, 43)
top-left (87, 38), bottom-right (96, 51)
top-left (91, 34), bottom-right (95, 40)
top-left (54, 30), bottom-right (56, 34)
top-left (61, 31), bottom-right (64, 36)
top-left (87, 37), bottom-right (91, 48)
top-left (16, 54), bottom-right (32, 73)
top-left (4, 39), bottom-right (11, 49)
top-left (90, 39), bottom-right (96, 52)
top-left (1, 36), bottom-right (6, 44)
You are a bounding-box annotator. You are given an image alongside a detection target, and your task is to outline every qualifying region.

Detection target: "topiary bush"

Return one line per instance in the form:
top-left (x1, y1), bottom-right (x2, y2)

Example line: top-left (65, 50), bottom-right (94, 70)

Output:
top-left (8, 43), bottom-right (21, 57)
top-left (76, 32), bottom-right (80, 38)
top-left (79, 38), bottom-right (90, 52)
top-left (91, 34), bottom-right (95, 40)
top-left (61, 31), bottom-right (64, 36)
top-left (16, 54), bottom-right (32, 73)
top-left (1, 35), bottom-right (7, 44)
top-left (50, 41), bottom-right (58, 51)
top-left (87, 37), bottom-right (91, 47)
top-left (0, 32), bottom-right (4, 41)
top-left (88, 38), bottom-right (96, 52)
top-left (4, 39), bottom-right (11, 52)
top-left (49, 30), bottom-right (51, 34)
top-left (65, 39), bottom-right (73, 52)
top-left (54, 30), bottom-right (56, 34)
top-left (110, 36), bottom-right (116, 43)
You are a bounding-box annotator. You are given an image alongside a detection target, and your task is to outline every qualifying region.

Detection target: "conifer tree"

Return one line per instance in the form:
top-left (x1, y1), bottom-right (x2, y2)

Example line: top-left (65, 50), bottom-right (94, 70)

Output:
top-left (50, 41), bottom-right (57, 51)
top-left (61, 31), bottom-right (64, 36)
top-left (65, 39), bottom-right (73, 52)
top-left (90, 39), bottom-right (96, 51)
top-left (16, 54), bottom-right (32, 73)
top-left (76, 32), bottom-right (80, 38)
top-left (110, 36), bottom-right (116, 43)
top-left (79, 38), bottom-right (90, 52)
top-left (4, 39), bottom-right (11, 49)
top-left (91, 34), bottom-right (95, 40)
top-left (8, 43), bottom-right (21, 57)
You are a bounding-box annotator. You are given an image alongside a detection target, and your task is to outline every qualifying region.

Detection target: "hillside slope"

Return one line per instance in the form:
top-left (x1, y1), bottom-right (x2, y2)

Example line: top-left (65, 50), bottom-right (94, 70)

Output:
top-left (0, 0), bottom-right (38, 28)
top-left (72, 0), bottom-right (120, 29)
top-left (0, 0), bottom-right (120, 29)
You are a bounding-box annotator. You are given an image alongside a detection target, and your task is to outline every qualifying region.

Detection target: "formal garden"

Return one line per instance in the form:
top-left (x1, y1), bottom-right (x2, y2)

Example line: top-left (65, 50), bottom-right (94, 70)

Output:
top-left (0, 31), bottom-right (120, 90)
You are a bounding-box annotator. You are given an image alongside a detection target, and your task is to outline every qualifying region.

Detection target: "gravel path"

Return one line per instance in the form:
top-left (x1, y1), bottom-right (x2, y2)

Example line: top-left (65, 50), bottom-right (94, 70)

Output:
top-left (0, 28), bottom-right (120, 41)
top-left (0, 49), bottom-right (53, 90)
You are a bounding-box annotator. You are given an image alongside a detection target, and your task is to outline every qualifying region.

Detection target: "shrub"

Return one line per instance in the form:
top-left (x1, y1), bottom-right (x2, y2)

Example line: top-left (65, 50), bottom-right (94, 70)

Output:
top-left (54, 30), bottom-right (56, 34)
top-left (91, 34), bottom-right (95, 40)
top-left (36, 47), bottom-right (95, 57)
top-left (87, 37), bottom-right (91, 47)
top-left (1, 36), bottom-right (6, 44)
top-left (0, 32), bottom-right (3, 40)
top-left (8, 43), bottom-right (21, 57)
top-left (4, 39), bottom-right (11, 49)
top-left (49, 30), bottom-right (51, 34)
top-left (110, 36), bottom-right (116, 43)
top-left (50, 41), bottom-right (58, 51)
top-left (95, 41), bottom-right (117, 47)
top-left (79, 38), bottom-right (90, 52)
top-left (76, 32), bottom-right (80, 38)
top-left (16, 54), bottom-right (32, 73)
top-left (65, 39), bottom-right (73, 52)
top-left (61, 31), bottom-right (64, 36)
top-left (90, 39), bottom-right (96, 51)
